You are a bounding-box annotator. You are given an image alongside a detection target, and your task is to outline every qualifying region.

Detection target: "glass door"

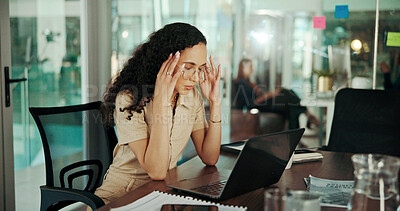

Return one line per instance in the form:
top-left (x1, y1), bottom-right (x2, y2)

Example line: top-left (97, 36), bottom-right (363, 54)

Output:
top-left (8, 0), bottom-right (83, 210)
top-left (1, 0), bottom-right (16, 209)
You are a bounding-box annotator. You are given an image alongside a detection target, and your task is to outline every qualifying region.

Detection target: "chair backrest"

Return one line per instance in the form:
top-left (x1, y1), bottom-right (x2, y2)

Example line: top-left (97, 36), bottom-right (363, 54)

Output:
top-left (327, 88), bottom-right (400, 157)
top-left (29, 101), bottom-right (117, 192)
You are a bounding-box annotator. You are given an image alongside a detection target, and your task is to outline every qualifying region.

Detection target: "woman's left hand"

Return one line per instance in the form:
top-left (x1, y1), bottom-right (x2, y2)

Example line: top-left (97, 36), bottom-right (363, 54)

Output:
top-left (200, 56), bottom-right (221, 104)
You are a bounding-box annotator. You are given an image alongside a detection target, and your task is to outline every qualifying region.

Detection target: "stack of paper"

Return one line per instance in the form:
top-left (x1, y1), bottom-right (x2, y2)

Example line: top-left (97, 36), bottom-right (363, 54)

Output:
top-left (111, 191), bottom-right (247, 211)
top-left (293, 152), bottom-right (323, 164)
top-left (305, 175), bottom-right (354, 208)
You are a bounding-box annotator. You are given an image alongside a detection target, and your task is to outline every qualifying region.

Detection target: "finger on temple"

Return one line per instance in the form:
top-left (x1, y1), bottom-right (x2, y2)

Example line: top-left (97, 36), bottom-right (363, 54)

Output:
top-left (217, 64), bottom-right (222, 80)
top-left (165, 51), bottom-right (180, 74)
top-left (202, 70), bottom-right (209, 83)
top-left (209, 56), bottom-right (216, 75)
top-left (159, 53), bottom-right (173, 75)
top-left (177, 63), bottom-right (185, 73)
top-left (208, 56), bottom-right (214, 74)
top-left (172, 64), bottom-right (184, 81)
top-left (205, 65), bottom-right (212, 76)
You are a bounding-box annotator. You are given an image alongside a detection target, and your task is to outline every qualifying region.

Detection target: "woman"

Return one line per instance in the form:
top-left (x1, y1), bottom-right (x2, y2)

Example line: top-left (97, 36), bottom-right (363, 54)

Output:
top-left (232, 58), bottom-right (319, 129)
top-left (96, 22), bottom-right (222, 204)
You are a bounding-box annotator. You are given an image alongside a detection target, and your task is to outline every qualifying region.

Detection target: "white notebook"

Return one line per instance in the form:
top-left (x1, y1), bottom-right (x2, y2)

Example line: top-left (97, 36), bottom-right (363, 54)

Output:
top-left (111, 191), bottom-right (247, 211)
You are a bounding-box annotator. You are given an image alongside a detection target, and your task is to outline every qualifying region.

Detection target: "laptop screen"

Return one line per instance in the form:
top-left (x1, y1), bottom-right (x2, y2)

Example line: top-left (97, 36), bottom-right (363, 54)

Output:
top-left (220, 128), bottom-right (304, 199)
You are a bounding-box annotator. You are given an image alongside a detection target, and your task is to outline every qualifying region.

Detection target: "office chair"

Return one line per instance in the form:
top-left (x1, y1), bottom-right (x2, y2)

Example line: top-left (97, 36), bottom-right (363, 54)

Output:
top-left (325, 88), bottom-right (400, 157)
top-left (30, 101), bottom-right (118, 211)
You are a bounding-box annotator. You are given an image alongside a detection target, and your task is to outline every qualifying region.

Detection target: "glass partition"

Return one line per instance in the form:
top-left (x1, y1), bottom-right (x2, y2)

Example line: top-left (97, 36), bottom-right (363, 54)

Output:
top-left (111, 0), bottom-right (400, 147)
top-left (376, 1), bottom-right (400, 90)
top-left (9, 0), bottom-right (83, 210)
top-left (232, 0), bottom-right (400, 145)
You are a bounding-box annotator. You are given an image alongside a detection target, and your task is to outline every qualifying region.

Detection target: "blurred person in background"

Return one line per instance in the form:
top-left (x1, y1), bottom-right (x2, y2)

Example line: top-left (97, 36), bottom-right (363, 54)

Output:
top-left (232, 58), bottom-right (319, 129)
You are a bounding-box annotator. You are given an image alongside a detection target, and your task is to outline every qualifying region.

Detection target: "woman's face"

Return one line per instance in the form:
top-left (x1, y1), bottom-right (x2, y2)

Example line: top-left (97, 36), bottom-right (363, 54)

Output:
top-left (242, 62), bottom-right (253, 78)
top-left (174, 43), bottom-right (207, 95)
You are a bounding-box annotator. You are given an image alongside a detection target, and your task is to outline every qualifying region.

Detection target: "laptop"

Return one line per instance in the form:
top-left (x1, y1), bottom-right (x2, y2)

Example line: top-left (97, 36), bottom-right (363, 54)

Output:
top-left (167, 128), bottom-right (305, 200)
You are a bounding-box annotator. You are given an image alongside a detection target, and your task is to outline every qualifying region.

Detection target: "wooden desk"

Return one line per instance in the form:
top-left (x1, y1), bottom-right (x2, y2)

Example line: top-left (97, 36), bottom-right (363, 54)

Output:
top-left (98, 151), bottom-right (354, 211)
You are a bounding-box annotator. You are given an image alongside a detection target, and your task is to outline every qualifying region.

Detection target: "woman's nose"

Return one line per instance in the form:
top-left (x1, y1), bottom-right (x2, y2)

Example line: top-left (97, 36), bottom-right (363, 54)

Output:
top-left (190, 71), bottom-right (200, 82)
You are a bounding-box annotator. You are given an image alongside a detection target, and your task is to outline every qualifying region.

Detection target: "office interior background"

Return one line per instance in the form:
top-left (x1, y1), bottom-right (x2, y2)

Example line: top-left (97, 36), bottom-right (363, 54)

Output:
top-left (1, 0), bottom-right (400, 210)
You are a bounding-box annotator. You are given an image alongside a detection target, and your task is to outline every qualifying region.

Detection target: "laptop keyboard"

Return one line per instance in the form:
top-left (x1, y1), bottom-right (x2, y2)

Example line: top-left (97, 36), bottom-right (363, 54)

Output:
top-left (191, 180), bottom-right (227, 196)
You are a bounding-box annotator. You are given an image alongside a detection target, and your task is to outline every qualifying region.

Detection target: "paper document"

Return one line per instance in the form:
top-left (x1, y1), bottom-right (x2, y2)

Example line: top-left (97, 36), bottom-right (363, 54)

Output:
top-left (305, 175), bottom-right (354, 208)
top-left (220, 141), bottom-right (246, 153)
top-left (223, 144), bottom-right (245, 151)
top-left (293, 152), bottom-right (323, 163)
top-left (111, 191), bottom-right (247, 211)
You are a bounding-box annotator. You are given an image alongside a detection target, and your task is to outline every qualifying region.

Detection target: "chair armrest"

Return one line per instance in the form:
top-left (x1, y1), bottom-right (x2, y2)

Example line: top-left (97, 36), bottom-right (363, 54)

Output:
top-left (40, 185), bottom-right (105, 210)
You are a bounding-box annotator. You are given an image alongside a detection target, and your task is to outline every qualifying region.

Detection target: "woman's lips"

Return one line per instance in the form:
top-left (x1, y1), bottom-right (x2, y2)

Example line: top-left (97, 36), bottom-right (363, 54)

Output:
top-left (184, 85), bottom-right (194, 90)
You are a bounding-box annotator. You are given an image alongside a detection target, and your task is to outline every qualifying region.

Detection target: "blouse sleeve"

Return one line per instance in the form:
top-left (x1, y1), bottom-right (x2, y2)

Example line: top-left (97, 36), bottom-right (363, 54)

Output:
top-left (192, 89), bottom-right (209, 132)
top-left (114, 93), bottom-right (149, 145)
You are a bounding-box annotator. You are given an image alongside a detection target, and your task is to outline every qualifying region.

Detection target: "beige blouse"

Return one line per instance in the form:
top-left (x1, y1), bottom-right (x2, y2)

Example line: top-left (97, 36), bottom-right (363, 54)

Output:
top-left (95, 88), bottom-right (208, 203)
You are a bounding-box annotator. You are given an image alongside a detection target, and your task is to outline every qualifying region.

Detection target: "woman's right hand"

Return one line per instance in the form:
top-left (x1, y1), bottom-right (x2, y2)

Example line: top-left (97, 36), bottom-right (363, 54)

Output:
top-left (138, 52), bottom-right (182, 179)
top-left (153, 51), bottom-right (183, 106)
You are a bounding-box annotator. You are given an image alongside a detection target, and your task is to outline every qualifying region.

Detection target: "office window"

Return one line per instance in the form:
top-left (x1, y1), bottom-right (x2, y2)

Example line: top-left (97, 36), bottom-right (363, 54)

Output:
top-left (111, 0), bottom-right (154, 74)
top-left (232, 0), bottom-right (400, 145)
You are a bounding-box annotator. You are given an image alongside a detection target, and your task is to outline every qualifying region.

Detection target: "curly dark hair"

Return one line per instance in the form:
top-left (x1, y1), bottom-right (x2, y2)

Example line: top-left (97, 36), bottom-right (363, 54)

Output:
top-left (101, 22), bottom-right (207, 127)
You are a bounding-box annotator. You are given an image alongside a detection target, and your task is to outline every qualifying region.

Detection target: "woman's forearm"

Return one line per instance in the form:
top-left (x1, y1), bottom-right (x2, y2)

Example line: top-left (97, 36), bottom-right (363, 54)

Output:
top-left (200, 101), bottom-right (221, 165)
top-left (255, 88), bottom-right (281, 104)
top-left (144, 103), bottom-right (170, 179)
top-left (255, 92), bottom-right (270, 104)
top-left (140, 50), bottom-right (180, 179)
